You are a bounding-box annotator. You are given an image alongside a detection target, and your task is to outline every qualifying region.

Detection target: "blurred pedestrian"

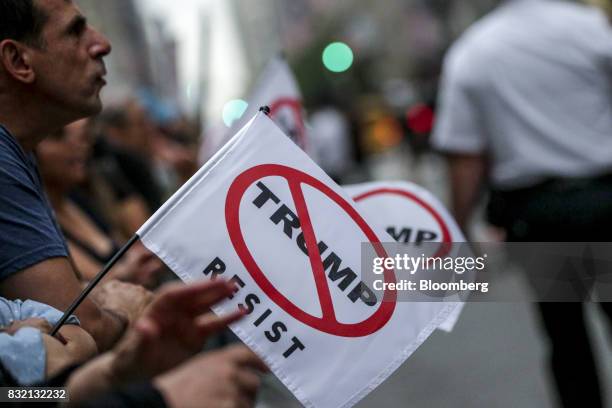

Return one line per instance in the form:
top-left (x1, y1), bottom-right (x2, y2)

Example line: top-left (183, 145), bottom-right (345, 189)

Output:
top-left (38, 119), bottom-right (163, 287)
top-left (309, 105), bottom-right (354, 183)
top-left (94, 104), bottom-right (165, 213)
top-left (433, 0), bottom-right (612, 407)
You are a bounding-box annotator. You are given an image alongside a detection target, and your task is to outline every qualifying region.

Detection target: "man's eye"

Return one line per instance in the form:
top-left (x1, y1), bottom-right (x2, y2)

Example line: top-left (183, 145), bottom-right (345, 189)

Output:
top-left (68, 20), bottom-right (86, 37)
top-left (70, 26), bottom-right (84, 36)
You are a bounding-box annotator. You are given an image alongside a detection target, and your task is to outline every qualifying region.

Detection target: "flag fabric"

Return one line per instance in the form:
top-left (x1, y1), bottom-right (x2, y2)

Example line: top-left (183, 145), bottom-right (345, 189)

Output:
top-left (200, 56), bottom-right (310, 164)
top-left (229, 56), bottom-right (309, 151)
top-left (138, 113), bottom-right (457, 408)
top-left (344, 181), bottom-right (467, 332)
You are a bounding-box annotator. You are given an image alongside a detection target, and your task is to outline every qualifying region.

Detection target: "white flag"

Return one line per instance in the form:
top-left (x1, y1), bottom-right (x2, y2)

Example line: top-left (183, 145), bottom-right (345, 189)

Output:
top-left (344, 181), bottom-right (467, 332)
top-left (230, 56), bottom-right (309, 151)
top-left (138, 114), bottom-right (456, 408)
top-left (200, 57), bottom-right (310, 164)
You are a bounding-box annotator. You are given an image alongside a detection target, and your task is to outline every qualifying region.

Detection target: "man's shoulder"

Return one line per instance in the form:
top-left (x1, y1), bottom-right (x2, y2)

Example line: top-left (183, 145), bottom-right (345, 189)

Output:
top-left (448, 0), bottom-right (612, 75)
top-left (0, 126), bottom-right (68, 281)
top-left (450, 6), bottom-right (508, 51)
top-left (443, 22), bottom-right (498, 89)
top-left (0, 126), bottom-right (38, 188)
top-left (0, 126), bottom-right (21, 152)
top-left (444, 9), bottom-right (507, 76)
top-left (458, 1), bottom-right (612, 45)
top-left (0, 126), bottom-right (30, 170)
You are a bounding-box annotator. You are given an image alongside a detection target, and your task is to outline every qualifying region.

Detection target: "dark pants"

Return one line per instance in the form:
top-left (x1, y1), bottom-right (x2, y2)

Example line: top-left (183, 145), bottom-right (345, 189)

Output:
top-left (489, 176), bottom-right (612, 408)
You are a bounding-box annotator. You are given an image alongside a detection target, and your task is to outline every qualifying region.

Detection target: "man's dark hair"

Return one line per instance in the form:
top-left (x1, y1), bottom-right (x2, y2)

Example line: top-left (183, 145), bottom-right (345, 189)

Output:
top-left (0, 0), bottom-right (48, 47)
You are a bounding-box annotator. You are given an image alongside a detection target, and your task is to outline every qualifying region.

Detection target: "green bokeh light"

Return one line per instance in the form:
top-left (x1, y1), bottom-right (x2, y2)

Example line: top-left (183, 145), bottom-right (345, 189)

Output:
top-left (322, 42), bottom-right (354, 73)
top-left (222, 99), bottom-right (249, 127)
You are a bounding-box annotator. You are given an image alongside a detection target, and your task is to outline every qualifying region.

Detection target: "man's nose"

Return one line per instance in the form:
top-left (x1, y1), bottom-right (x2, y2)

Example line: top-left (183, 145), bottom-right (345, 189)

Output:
top-left (89, 28), bottom-right (112, 59)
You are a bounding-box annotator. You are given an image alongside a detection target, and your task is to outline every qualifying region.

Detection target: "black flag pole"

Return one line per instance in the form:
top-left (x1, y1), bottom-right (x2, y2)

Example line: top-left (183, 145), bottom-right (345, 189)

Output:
top-left (51, 234), bottom-right (140, 336)
top-left (52, 110), bottom-right (269, 337)
top-left (259, 106), bottom-right (271, 116)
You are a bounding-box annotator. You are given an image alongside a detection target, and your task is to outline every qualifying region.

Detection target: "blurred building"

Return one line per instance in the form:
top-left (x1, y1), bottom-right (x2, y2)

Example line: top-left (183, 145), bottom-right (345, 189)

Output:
top-left (200, 0), bottom-right (250, 123)
top-left (144, 18), bottom-right (180, 103)
top-left (79, 0), bottom-right (181, 109)
top-left (233, 0), bottom-right (282, 74)
top-left (78, 0), bottom-right (153, 102)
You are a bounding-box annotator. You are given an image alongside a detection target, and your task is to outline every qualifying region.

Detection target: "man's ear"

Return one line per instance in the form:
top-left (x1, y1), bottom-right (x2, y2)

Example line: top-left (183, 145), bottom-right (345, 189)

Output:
top-left (0, 40), bottom-right (36, 84)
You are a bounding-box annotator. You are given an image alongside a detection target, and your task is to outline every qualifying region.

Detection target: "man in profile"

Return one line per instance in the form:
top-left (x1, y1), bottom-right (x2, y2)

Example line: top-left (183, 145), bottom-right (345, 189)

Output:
top-left (0, 0), bottom-right (150, 351)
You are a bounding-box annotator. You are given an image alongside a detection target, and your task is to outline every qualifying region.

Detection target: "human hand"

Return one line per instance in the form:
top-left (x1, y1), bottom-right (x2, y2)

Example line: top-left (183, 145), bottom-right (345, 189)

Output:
top-left (4, 318), bottom-right (52, 336)
top-left (112, 243), bottom-right (164, 288)
top-left (43, 325), bottom-right (97, 378)
top-left (92, 280), bottom-right (153, 326)
top-left (109, 280), bottom-right (244, 381)
top-left (58, 325), bottom-right (98, 363)
top-left (154, 345), bottom-right (268, 408)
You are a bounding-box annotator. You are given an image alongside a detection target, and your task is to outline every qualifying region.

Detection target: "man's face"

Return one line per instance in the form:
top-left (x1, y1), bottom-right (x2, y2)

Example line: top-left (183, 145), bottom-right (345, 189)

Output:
top-left (28, 0), bottom-right (111, 119)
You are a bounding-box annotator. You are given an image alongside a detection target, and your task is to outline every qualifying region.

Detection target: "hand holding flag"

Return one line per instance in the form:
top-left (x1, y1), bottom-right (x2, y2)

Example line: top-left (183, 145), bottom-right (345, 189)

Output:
top-left (110, 280), bottom-right (248, 381)
top-left (66, 280), bottom-right (262, 403)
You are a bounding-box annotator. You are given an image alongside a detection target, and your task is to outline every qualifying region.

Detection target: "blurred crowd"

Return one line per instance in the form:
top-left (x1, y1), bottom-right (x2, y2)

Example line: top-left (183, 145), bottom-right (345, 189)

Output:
top-left (38, 98), bottom-right (201, 286)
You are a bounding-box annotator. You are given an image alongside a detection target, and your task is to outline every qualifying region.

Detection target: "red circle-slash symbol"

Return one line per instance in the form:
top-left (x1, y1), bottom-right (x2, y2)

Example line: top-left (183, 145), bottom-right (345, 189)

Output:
top-left (269, 98), bottom-right (307, 150)
top-left (226, 165), bottom-right (396, 337)
top-left (353, 188), bottom-right (452, 258)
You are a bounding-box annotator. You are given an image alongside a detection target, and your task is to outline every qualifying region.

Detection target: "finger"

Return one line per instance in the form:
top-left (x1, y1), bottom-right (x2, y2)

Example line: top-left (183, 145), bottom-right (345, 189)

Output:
top-left (28, 318), bottom-right (48, 326)
top-left (143, 257), bottom-right (163, 271)
top-left (223, 384), bottom-right (251, 408)
top-left (236, 393), bottom-right (255, 408)
top-left (220, 383), bottom-right (252, 408)
top-left (224, 345), bottom-right (269, 373)
top-left (139, 259), bottom-right (163, 280)
top-left (137, 267), bottom-right (159, 288)
top-left (134, 316), bottom-right (161, 340)
top-left (183, 285), bottom-right (239, 316)
top-left (135, 251), bottom-right (157, 265)
top-left (39, 321), bottom-right (53, 334)
top-left (156, 280), bottom-right (230, 307)
top-left (143, 256), bottom-right (163, 267)
top-left (168, 281), bottom-right (236, 317)
top-left (101, 280), bottom-right (122, 290)
top-left (129, 242), bottom-right (150, 256)
top-left (55, 332), bottom-right (67, 345)
top-left (194, 309), bottom-right (246, 337)
top-left (146, 280), bottom-right (235, 322)
top-left (28, 318), bottom-right (52, 333)
top-left (234, 369), bottom-right (262, 395)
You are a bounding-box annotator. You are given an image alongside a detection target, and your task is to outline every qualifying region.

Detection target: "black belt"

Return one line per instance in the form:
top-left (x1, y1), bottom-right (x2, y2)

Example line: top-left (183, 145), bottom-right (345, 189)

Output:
top-left (494, 172), bottom-right (612, 196)
top-left (487, 172), bottom-right (612, 228)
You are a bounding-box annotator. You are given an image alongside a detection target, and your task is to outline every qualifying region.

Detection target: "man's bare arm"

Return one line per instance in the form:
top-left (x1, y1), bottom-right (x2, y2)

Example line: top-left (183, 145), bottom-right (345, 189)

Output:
top-left (0, 257), bottom-right (126, 351)
top-left (42, 325), bottom-right (98, 378)
top-left (447, 153), bottom-right (488, 233)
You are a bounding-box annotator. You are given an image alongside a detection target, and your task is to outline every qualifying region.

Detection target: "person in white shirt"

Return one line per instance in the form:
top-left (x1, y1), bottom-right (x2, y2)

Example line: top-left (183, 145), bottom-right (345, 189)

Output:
top-left (432, 1), bottom-right (612, 407)
top-left (309, 106), bottom-right (354, 182)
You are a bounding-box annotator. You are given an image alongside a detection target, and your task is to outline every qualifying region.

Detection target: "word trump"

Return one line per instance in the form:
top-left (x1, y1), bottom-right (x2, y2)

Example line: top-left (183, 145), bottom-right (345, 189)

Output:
top-left (253, 182), bottom-right (378, 306)
top-left (373, 254), bottom-right (487, 275)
